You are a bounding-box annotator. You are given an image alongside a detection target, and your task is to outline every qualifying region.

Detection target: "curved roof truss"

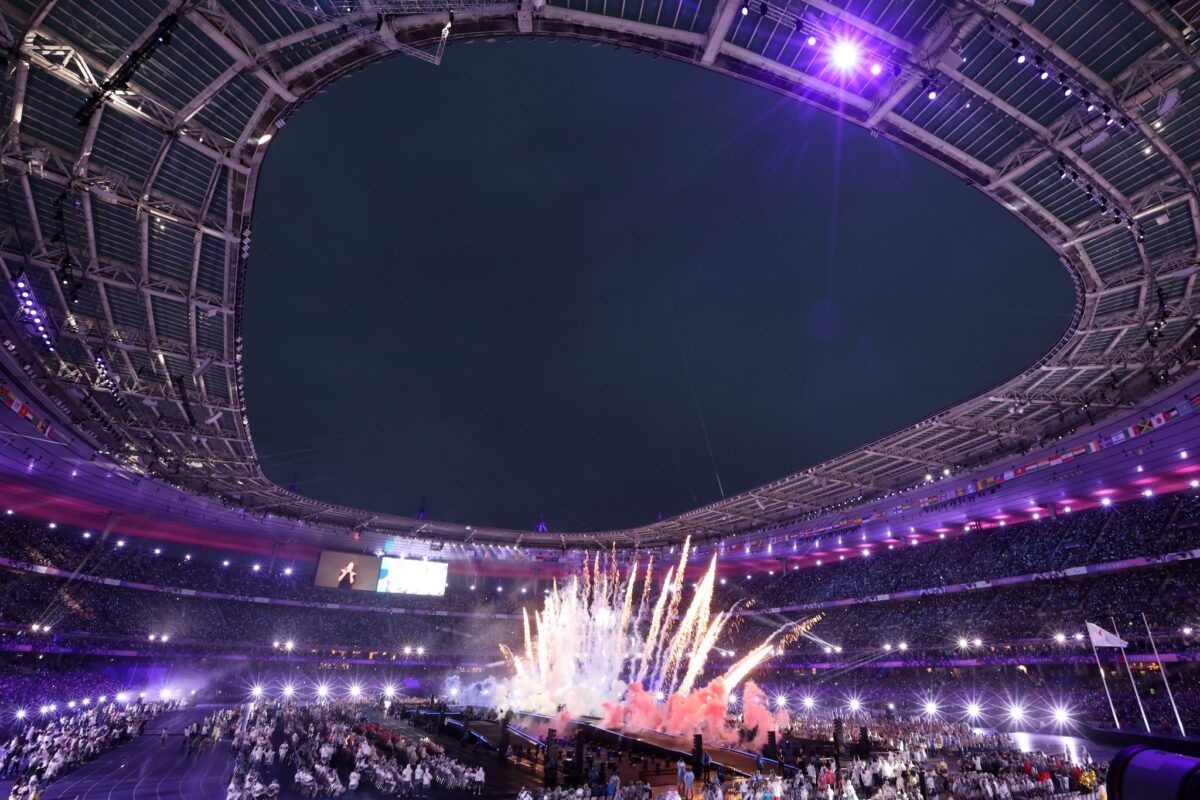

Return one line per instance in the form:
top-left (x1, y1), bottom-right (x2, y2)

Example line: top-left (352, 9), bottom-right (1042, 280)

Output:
top-left (0, 0), bottom-right (1196, 547)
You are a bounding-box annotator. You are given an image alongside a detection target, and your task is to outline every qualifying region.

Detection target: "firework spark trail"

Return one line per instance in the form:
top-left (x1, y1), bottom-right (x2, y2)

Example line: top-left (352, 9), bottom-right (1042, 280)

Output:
top-left (660, 555), bottom-right (717, 693)
top-left (522, 607), bottom-right (533, 663)
top-left (635, 557), bottom-right (654, 623)
top-left (634, 564), bottom-right (674, 685)
top-left (651, 538), bottom-right (691, 682)
top-left (675, 609), bottom-right (728, 696)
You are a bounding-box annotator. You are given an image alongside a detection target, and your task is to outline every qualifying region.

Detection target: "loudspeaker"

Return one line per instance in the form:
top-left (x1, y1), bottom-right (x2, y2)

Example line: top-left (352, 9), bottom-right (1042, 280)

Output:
top-left (766, 731), bottom-right (778, 762)
top-left (574, 734), bottom-right (586, 780)
top-left (858, 726), bottom-right (870, 757)
top-left (693, 733), bottom-right (704, 768)
top-left (498, 720), bottom-right (510, 764)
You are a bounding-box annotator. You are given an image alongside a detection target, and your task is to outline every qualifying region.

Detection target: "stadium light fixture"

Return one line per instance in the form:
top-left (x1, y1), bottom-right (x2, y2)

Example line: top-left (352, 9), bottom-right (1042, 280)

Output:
top-left (898, 642), bottom-right (908, 651)
top-left (1073, 633), bottom-right (1084, 641)
top-left (965, 702), bottom-right (982, 721)
top-left (1143, 488), bottom-right (1155, 498)
top-left (284, 640), bottom-right (295, 651)
top-left (317, 684), bottom-right (329, 698)
top-left (1182, 627), bottom-right (1193, 635)
top-left (15, 709), bottom-right (25, 720)
top-left (973, 638), bottom-right (982, 647)
top-left (222, 560), bottom-right (230, 567)
top-left (416, 646), bottom-right (425, 656)
top-left (923, 700), bottom-right (939, 718)
top-left (1051, 705), bottom-right (1072, 726)
top-left (803, 695), bottom-right (815, 710)
top-left (883, 643), bottom-right (892, 651)
top-left (349, 684), bottom-right (362, 698)
top-left (283, 684), bottom-right (295, 698)
top-left (252, 563), bottom-right (261, 572)
top-left (403, 646), bottom-right (413, 655)
top-left (153, 548), bottom-right (161, 555)
top-left (284, 567), bottom-right (293, 576)
top-left (1006, 703), bottom-right (1026, 723)
top-left (1101, 497), bottom-right (1112, 507)
top-left (38, 705), bottom-right (49, 716)
top-left (1054, 632), bottom-right (1066, 643)
top-left (384, 685), bottom-right (396, 698)
top-left (847, 697), bottom-right (861, 712)
top-left (869, 63), bottom-right (882, 76)
top-left (830, 40), bottom-right (860, 71)
top-left (117, 539), bottom-right (125, 547)
top-left (957, 637), bottom-right (969, 649)
top-left (1191, 480), bottom-right (1199, 489)
top-left (251, 685), bottom-right (263, 698)
top-left (774, 695), bottom-right (788, 709)
top-left (806, 35), bottom-right (817, 46)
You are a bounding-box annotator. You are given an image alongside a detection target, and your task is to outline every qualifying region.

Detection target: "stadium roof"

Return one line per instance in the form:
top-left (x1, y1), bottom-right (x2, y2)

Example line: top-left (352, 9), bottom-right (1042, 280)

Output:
top-left (0, 0), bottom-right (1197, 548)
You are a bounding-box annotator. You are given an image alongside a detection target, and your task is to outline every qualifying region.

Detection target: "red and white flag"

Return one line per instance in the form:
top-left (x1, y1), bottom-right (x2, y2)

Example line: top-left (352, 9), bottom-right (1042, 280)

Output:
top-left (1087, 622), bottom-right (1128, 648)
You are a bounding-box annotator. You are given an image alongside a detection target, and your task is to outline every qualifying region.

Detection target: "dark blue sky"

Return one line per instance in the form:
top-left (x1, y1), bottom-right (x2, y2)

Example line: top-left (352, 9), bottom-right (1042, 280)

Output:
top-left (243, 39), bottom-right (1074, 532)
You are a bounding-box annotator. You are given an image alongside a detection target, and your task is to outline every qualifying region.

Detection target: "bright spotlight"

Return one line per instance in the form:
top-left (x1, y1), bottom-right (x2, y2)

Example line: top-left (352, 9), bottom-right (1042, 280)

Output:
top-left (869, 63), bottom-right (882, 76)
top-left (1052, 705), bottom-right (1072, 726)
top-left (774, 695), bottom-right (788, 709)
top-left (803, 696), bottom-right (815, 710)
top-left (349, 684), bottom-right (362, 698)
top-left (416, 646), bottom-right (425, 656)
top-left (847, 697), bottom-right (861, 712)
top-left (1054, 632), bottom-right (1066, 644)
top-left (1007, 703), bottom-right (1025, 723)
top-left (15, 709), bottom-right (25, 720)
top-left (284, 640), bottom-right (295, 651)
top-left (251, 685), bottom-right (263, 698)
top-left (317, 684), bottom-right (329, 698)
top-left (965, 702), bottom-right (982, 720)
top-left (38, 705), bottom-right (48, 715)
top-left (654, 690), bottom-right (665, 701)
top-left (830, 40), bottom-right (860, 70)
top-left (283, 684), bottom-right (295, 697)
top-left (384, 685), bottom-right (396, 698)
top-left (924, 700), bottom-right (939, 717)
top-left (116, 692), bottom-right (128, 703)
top-left (957, 637), bottom-right (969, 648)
top-left (883, 643), bottom-right (892, 651)
top-left (403, 646), bottom-right (413, 656)
top-left (898, 642), bottom-right (908, 651)
top-left (972, 638), bottom-right (982, 647)
top-left (1101, 496), bottom-right (1112, 506)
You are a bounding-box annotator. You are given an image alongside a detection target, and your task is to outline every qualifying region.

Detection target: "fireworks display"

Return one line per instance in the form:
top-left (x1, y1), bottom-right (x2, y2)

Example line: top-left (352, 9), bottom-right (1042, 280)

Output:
top-left (471, 539), bottom-right (820, 741)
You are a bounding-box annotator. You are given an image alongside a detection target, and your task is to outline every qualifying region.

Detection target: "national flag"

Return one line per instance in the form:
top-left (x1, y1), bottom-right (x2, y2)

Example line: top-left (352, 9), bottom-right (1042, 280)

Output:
top-left (1086, 622), bottom-right (1128, 648)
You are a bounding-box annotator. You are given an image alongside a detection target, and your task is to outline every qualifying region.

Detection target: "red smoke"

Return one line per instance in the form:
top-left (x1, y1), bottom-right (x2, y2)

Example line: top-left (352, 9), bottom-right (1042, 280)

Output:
top-left (599, 677), bottom-right (783, 751)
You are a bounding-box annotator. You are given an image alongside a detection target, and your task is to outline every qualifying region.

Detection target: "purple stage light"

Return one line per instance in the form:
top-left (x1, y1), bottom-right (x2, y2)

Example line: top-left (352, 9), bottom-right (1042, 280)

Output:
top-left (870, 63), bottom-right (882, 76)
top-left (830, 40), bottom-right (859, 70)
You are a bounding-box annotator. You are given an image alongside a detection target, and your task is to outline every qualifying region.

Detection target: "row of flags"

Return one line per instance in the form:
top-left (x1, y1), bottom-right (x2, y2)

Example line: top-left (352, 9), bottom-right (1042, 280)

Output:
top-left (1083, 619), bottom-right (1184, 737)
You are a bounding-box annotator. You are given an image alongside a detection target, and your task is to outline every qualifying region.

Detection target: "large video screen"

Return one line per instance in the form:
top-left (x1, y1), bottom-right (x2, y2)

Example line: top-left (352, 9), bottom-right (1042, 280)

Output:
top-left (314, 551), bottom-right (381, 592)
top-left (377, 557), bottom-right (448, 596)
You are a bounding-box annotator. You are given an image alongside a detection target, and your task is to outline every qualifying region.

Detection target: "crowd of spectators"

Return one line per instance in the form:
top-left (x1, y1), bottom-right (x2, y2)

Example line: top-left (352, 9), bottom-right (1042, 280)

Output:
top-left (228, 699), bottom-right (482, 798)
top-left (719, 493), bottom-right (1199, 612)
top-left (2, 696), bottom-right (176, 798)
top-left (0, 492), bottom-right (1196, 627)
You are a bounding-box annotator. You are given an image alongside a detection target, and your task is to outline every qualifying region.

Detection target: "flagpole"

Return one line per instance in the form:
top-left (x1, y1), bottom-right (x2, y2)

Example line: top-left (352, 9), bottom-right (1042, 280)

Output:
top-left (1089, 631), bottom-right (1120, 729)
top-left (1112, 616), bottom-right (1150, 733)
top-left (1142, 612), bottom-right (1186, 737)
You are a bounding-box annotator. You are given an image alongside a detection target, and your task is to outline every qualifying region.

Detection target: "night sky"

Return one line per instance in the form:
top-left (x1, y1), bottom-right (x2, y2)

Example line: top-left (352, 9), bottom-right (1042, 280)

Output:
top-left (243, 40), bottom-right (1074, 533)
